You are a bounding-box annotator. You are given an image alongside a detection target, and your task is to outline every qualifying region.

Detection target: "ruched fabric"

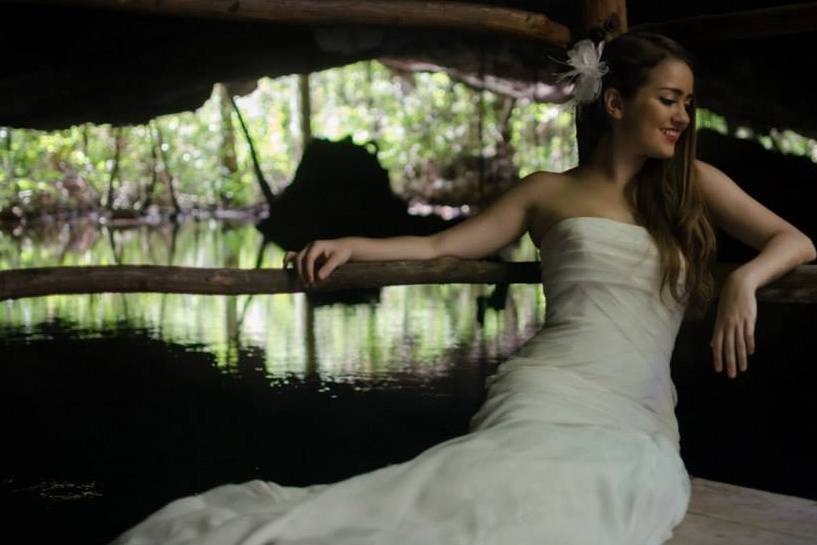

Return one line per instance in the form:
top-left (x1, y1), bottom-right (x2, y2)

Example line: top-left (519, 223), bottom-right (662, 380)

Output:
top-left (113, 216), bottom-right (691, 545)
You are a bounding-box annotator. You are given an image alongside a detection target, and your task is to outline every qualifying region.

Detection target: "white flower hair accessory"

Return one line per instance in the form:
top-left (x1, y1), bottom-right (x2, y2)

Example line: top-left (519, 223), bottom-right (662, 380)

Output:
top-left (552, 39), bottom-right (609, 104)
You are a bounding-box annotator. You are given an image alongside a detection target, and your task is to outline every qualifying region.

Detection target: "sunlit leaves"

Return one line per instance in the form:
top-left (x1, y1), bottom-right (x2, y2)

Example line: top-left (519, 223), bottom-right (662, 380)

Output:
top-left (4, 63), bottom-right (816, 216)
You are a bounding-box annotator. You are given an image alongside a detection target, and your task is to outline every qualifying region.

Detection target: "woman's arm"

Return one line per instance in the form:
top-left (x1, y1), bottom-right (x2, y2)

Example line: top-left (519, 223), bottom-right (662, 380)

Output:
top-left (695, 159), bottom-right (817, 379)
top-left (284, 172), bottom-right (554, 286)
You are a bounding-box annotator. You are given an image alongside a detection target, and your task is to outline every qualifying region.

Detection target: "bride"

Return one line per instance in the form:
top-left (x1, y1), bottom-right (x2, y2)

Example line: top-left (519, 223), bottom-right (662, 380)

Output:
top-left (114, 32), bottom-right (815, 545)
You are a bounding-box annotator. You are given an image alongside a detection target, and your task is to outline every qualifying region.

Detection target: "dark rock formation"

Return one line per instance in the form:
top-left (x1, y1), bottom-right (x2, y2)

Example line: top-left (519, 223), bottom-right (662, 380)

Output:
top-left (257, 136), bottom-right (461, 251)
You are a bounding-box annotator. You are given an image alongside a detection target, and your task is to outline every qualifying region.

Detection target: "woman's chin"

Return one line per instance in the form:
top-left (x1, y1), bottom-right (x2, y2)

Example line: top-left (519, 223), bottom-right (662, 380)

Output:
top-left (649, 146), bottom-right (676, 160)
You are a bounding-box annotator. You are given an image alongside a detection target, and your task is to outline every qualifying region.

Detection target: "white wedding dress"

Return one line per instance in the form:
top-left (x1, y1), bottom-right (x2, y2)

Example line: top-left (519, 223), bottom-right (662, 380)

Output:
top-left (113, 216), bottom-right (691, 545)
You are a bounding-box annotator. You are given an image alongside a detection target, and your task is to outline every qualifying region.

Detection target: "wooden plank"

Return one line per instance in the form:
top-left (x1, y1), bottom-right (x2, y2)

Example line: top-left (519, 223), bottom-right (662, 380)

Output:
top-left (667, 477), bottom-right (817, 544)
top-left (28, 0), bottom-right (572, 45)
top-left (631, 2), bottom-right (817, 43)
top-left (668, 512), bottom-right (817, 545)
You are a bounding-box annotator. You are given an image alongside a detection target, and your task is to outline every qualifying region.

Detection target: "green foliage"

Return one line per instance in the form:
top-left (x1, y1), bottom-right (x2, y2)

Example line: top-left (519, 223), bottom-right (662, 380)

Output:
top-left (3, 62), bottom-right (816, 215)
top-left (0, 221), bottom-right (545, 374)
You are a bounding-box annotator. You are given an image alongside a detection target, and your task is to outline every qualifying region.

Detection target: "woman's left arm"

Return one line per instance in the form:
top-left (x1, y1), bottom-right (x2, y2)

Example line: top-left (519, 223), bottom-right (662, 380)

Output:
top-left (695, 159), bottom-right (817, 379)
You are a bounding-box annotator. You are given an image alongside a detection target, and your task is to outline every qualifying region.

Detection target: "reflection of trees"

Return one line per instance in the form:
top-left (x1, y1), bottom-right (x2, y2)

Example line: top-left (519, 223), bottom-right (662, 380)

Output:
top-left (303, 295), bottom-right (318, 379)
top-left (158, 222), bottom-right (180, 336)
top-left (0, 222), bottom-right (545, 391)
top-left (104, 224), bottom-right (129, 319)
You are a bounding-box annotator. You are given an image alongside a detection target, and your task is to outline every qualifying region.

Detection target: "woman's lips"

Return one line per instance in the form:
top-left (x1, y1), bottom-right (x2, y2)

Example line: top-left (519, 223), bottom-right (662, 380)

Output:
top-left (661, 129), bottom-right (679, 143)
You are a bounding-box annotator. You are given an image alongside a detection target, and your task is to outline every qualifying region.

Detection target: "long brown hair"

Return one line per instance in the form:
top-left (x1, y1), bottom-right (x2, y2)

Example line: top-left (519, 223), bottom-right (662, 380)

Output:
top-left (574, 31), bottom-right (716, 317)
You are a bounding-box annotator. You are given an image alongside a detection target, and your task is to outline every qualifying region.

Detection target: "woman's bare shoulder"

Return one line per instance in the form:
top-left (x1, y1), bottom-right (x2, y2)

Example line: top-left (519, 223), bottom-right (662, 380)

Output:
top-left (515, 171), bottom-right (573, 240)
top-left (518, 170), bottom-right (570, 198)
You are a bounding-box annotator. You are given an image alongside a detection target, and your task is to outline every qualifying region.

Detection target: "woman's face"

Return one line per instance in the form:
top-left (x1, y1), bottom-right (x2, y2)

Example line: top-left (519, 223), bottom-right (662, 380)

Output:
top-left (618, 59), bottom-right (694, 160)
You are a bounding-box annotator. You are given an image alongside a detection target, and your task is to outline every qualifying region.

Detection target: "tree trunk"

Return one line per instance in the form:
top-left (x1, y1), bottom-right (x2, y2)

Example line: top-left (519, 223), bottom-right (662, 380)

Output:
top-left (215, 83), bottom-right (238, 207)
top-left (2, 127), bottom-right (11, 180)
top-left (153, 121), bottom-right (182, 215)
top-left (141, 122), bottom-right (159, 211)
top-left (104, 126), bottom-right (122, 211)
top-left (229, 94), bottom-right (276, 206)
top-left (299, 73), bottom-right (312, 151)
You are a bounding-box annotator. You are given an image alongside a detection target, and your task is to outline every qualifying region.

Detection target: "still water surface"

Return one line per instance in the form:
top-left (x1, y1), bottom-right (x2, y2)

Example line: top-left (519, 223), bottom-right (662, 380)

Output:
top-left (1, 219), bottom-right (545, 544)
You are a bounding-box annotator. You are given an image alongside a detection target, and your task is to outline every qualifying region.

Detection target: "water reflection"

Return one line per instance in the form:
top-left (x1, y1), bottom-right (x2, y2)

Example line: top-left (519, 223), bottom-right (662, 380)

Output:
top-left (0, 219), bottom-right (546, 544)
top-left (1, 218), bottom-right (545, 383)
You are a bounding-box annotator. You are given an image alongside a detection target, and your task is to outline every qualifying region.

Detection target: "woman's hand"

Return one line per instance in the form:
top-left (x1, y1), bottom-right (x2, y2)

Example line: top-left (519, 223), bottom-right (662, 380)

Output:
top-left (709, 270), bottom-right (758, 379)
top-left (283, 239), bottom-right (353, 287)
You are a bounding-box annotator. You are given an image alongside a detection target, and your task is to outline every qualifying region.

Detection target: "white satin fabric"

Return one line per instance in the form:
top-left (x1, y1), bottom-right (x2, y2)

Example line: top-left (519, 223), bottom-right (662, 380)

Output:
top-left (113, 216), bottom-right (691, 545)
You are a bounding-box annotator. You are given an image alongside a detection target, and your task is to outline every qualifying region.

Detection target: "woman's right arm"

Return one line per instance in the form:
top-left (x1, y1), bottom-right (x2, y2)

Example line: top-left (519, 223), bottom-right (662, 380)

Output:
top-left (284, 172), bottom-right (554, 286)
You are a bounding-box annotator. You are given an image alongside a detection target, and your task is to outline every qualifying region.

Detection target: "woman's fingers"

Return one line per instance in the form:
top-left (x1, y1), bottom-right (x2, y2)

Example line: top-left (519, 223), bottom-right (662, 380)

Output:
top-left (735, 323), bottom-right (748, 373)
top-left (317, 252), bottom-right (344, 281)
top-left (296, 243), bottom-right (311, 284)
top-left (745, 319), bottom-right (756, 356)
top-left (724, 327), bottom-right (736, 378)
top-left (712, 320), bottom-right (756, 379)
top-left (710, 331), bottom-right (722, 374)
top-left (303, 245), bottom-right (324, 285)
top-left (282, 240), bottom-right (346, 287)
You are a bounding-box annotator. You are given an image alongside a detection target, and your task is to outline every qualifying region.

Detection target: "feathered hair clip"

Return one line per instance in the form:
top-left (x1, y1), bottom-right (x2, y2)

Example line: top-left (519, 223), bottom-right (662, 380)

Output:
top-left (551, 39), bottom-right (609, 105)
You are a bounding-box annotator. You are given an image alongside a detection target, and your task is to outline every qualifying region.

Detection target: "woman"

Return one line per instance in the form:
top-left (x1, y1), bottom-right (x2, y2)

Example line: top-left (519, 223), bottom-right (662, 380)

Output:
top-left (114, 32), bottom-right (815, 545)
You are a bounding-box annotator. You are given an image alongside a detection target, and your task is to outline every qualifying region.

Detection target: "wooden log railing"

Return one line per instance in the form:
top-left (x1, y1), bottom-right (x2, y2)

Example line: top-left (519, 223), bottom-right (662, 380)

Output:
top-left (30, 0), bottom-right (572, 46)
top-left (2, 262), bottom-right (816, 304)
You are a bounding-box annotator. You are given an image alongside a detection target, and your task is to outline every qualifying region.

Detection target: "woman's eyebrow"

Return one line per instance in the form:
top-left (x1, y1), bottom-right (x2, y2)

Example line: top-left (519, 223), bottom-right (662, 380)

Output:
top-left (659, 87), bottom-right (695, 100)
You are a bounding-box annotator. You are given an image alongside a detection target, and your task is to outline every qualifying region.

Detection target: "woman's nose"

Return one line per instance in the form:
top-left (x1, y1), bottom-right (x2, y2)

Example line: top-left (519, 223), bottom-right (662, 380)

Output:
top-left (674, 104), bottom-right (690, 126)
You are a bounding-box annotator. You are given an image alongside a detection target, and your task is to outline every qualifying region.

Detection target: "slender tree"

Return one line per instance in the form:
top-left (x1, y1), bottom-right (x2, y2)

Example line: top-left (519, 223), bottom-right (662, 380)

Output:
top-left (299, 73), bottom-right (313, 150)
top-left (153, 120), bottom-right (182, 216)
top-left (215, 83), bottom-right (238, 207)
top-left (142, 122), bottom-right (160, 211)
top-left (104, 126), bottom-right (122, 211)
top-left (229, 94), bottom-right (276, 206)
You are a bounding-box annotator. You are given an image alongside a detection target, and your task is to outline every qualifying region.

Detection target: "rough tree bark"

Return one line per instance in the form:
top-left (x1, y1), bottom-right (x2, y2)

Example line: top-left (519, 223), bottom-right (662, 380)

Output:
top-left (1, 262), bottom-right (816, 307)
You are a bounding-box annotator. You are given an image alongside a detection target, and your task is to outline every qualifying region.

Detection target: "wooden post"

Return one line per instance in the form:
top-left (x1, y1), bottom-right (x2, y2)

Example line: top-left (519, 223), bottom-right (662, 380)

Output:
top-left (579, 0), bottom-right (627, 38)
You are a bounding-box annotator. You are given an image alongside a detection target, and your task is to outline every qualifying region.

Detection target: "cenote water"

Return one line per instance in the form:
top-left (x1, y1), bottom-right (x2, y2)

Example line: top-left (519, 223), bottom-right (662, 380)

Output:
top-left (1, 219), bottom-right (815, 545)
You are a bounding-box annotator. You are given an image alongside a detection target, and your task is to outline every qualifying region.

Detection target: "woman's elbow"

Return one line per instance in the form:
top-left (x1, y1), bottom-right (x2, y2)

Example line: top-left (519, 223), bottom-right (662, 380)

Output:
top-left (804, 235), bottom-right (817, 263)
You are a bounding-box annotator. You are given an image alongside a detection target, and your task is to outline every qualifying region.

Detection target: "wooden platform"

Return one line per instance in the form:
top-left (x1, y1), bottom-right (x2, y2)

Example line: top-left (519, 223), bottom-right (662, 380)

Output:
top-left (666, 477), bottom-right (817, 544)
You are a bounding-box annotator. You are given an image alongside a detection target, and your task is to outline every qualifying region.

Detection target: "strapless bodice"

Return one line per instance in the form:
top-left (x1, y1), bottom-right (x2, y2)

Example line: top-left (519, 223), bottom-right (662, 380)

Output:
top-left (480, 216), bottom-right (688, 447)
top-left (538, 216), bottom-right (686, 335)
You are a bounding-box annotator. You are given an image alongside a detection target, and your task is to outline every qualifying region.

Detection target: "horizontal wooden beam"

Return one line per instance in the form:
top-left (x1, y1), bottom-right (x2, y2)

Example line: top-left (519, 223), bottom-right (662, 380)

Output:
top-left (30, 0), bottom-right (571, 45)
top-left (631, 2), bottom-right (817, 43)
top-left (1, 262), bottom-right (816, 305)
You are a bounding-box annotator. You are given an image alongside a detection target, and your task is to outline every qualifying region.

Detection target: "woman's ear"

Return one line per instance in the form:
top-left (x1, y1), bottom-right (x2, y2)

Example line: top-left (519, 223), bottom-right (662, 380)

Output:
top-left (603, 88), bottom-right (624, 120)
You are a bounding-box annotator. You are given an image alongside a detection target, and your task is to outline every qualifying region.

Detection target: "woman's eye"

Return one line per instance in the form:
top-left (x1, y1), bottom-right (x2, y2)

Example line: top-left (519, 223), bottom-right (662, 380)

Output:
top-left (660, 98), bottom-right (675, 105)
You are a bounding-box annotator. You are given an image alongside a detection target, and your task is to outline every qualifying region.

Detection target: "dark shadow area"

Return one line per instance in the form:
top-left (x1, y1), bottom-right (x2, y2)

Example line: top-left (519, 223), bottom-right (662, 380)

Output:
top-left (673, 301), bottom-right (817, 500)
top-left (696, 128), bottom-right (817, 262)
top-left (0, 319), bottom-right (489, 545)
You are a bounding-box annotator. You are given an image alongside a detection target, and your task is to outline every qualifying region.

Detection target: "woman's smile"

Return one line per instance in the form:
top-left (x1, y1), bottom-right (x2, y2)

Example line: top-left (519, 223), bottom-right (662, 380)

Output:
top-left (661, 127), bottom-right (680, 143)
